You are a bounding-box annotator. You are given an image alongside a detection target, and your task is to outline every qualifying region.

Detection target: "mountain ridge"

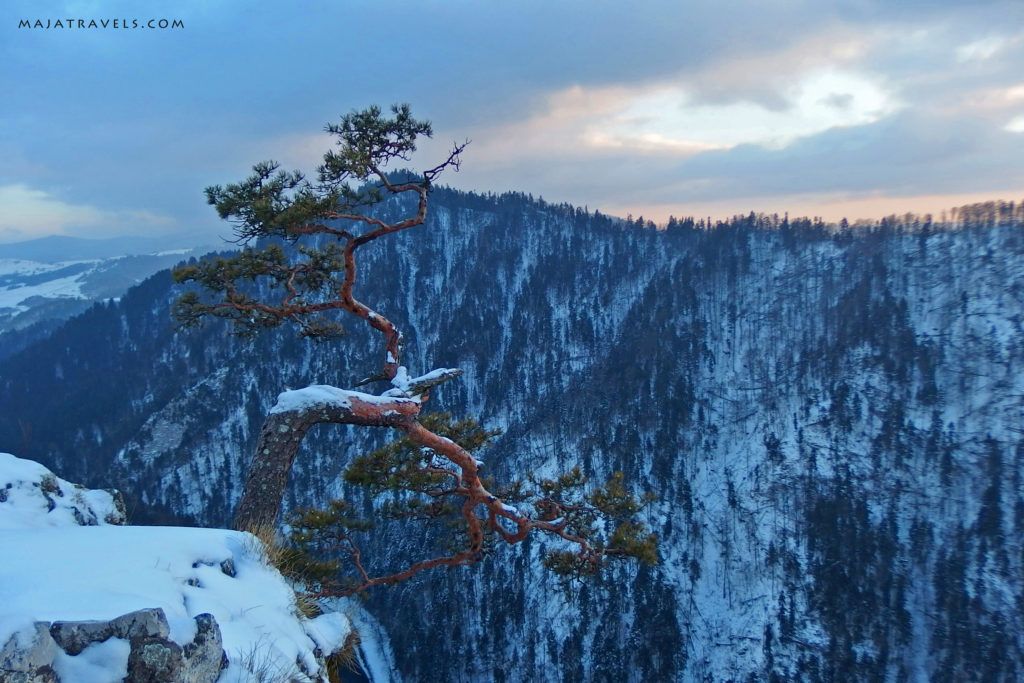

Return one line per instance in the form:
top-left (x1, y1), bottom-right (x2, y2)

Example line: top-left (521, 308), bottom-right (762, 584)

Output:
top-left (0, 234), bottom-right (217, 263)
top-left (0, 188), bottom-right (1021, 681)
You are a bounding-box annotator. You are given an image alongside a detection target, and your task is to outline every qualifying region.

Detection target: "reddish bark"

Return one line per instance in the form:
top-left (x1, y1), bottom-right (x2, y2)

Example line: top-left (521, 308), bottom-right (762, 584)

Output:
top-left (232, 393), bottom-right (420, 532)
top-left (228, 149), bottom-right (614, 596)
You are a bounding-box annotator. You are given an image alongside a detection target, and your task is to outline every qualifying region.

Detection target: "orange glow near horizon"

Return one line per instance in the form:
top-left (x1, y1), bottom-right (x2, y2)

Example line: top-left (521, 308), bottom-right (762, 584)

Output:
top-left (604, 189), bottom-right (1024, 226)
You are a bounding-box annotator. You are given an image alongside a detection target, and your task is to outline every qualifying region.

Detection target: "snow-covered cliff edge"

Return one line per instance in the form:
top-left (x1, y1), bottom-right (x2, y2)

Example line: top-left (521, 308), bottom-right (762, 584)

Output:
top-left (0, 453), bottom-right (353, 682)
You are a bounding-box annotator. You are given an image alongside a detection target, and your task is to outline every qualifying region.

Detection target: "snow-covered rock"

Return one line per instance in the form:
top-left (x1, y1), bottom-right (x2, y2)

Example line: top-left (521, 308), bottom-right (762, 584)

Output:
top-left (0, 453), bottom-right (354, 682)
top-left (0, 452), bottom-right (126, 529)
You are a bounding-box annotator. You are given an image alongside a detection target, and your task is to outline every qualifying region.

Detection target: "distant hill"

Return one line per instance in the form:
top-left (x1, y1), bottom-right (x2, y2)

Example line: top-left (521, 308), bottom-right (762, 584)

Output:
top-left (0, 236), bottom-right (224, 358)
top-left (0, 234), bottom-right (219, 263)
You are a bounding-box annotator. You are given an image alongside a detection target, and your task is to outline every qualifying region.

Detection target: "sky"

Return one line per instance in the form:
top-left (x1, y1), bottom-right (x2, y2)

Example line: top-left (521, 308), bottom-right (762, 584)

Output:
top-left (2, 0), bottom-right (1024, 244)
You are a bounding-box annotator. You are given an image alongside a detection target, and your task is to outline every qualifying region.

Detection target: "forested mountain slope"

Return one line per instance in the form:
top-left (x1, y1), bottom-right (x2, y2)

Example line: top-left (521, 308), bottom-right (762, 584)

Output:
top-left (1, 190), bottom-right (1022, 681)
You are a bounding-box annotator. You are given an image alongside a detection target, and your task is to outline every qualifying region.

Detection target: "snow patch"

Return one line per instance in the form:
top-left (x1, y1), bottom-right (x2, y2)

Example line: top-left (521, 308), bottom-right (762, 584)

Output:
top-left (272, 384), bottom-right (420, 414)
top-left (0, 452), bottom-right (124, 529)
top-left (53, 637), bottom-right (131, 683)
top-left (271, 384), bottom-right (354, 413)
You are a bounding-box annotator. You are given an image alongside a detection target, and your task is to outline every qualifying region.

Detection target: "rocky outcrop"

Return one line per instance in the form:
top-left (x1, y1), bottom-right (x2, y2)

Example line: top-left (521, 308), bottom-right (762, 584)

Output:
top-left (1, 453), bottom-right (358, 682)
top-left (0, 623), bottom-right (58, 682)
top-left (1, 608), bottom-right (226, 683)
top-left (0, 452), bottom-right (126, 530)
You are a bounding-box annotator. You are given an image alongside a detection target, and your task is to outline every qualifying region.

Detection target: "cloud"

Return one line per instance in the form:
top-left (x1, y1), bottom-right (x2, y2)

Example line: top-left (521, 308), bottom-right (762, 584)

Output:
top-left (5, 0), bottom-right (1024, 241)
top-left (673, 29), bottom-right (878, 110)
top-left (421, 2), bottom-right (1024, 223)
top-left (0, 184), bottom-right (173, 243)
top-left (440, 99), bottom-right (1024, 225)
top-left (434, 62), bottom-right (900, 209)
top-left (671, 111), bottom-right (1024, 200)
top-left (456, 70), bottom-right (894, 159)
top-left (955, 35), bottom-right (1010, 63)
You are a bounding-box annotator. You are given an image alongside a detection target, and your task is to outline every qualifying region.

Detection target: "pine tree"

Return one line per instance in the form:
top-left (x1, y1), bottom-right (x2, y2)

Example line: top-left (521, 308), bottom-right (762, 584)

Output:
top-left (173, 104), bottom-right (657, 596)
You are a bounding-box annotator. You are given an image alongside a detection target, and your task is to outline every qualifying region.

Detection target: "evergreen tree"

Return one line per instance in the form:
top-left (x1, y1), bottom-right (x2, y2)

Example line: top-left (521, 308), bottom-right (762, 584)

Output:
top-left (173, 105), bottom-right (656, 596)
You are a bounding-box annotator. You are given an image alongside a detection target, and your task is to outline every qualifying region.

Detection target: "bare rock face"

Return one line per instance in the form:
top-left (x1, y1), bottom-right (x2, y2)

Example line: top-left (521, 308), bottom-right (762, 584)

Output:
top-left (123, 611), bottom-right (226, 683)
top-left (180, 614), bottom-right (228, 683)
top-left (3, 608), bottom-right (226, 683)
top-left (125, 638), bottom-right (184, 682)
top-left (0, 623), bottom-right (58, 682)
top-left (110, 607), bottom-right (173, 641)
top-left (48, 619), bottom-right (116, 657)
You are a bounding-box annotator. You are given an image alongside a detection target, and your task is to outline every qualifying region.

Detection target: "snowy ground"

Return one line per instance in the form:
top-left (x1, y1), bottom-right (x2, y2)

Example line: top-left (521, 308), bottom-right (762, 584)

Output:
top-left (0, 452), bottom-right (353, 682)
top-left (0, 259), bottom-right (94, 312)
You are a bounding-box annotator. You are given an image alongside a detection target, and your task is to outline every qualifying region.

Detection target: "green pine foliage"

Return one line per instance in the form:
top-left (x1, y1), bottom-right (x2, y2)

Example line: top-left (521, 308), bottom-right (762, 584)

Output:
top-left (172, 243), bottom-right (349, 338)
top-left (528, 467), bottom-right (658, 580)
top-left (283, 413), bottom-right (657, 593)
top-left (171, 104), bottom-right (448, 340)
top-left (207, 104), bottom-right (433, 241)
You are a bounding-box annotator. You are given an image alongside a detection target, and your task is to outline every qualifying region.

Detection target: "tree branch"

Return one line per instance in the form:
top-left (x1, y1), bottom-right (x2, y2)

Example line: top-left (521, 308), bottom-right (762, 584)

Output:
top-left (233, 388), bottom-right (420, 531)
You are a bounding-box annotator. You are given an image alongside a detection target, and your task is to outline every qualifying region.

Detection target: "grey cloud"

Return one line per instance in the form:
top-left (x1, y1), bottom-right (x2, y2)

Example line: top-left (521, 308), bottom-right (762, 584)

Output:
top-left (832, 0), bottom-right (1019, 21)
top-left (675, 2), bottom-right (1024, 115)
top-left (671, 112), bottom-right (1024, 200)
top-left (3, 0), bottom-right (1023, 240)
top-left (821, 93), bottom-right (856, 110)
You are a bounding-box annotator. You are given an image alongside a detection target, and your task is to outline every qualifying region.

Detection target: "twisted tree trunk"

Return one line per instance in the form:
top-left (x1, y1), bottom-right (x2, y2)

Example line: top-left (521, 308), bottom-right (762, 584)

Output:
top-left (232, 389), bottom-right (420, 531)
top-left (231, 379), bottom-right (604, 598)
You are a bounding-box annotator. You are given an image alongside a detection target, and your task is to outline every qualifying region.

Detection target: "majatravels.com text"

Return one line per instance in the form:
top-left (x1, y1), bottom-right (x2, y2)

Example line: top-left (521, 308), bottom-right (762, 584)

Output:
top-left (19, 18), bottom-right (184, 30)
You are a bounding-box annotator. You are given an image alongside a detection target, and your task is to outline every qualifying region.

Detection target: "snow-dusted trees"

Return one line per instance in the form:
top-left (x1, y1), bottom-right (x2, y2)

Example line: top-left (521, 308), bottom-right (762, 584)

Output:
top-left (173, 105), bottom-right (656, 596)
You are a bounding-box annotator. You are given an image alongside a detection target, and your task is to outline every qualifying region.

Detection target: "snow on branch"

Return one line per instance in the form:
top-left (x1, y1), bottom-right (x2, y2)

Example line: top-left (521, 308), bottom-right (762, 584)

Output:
top-left (270, 385), bottom-right (421, 415)
top-left (383, 366), bottom-right (464, 398)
